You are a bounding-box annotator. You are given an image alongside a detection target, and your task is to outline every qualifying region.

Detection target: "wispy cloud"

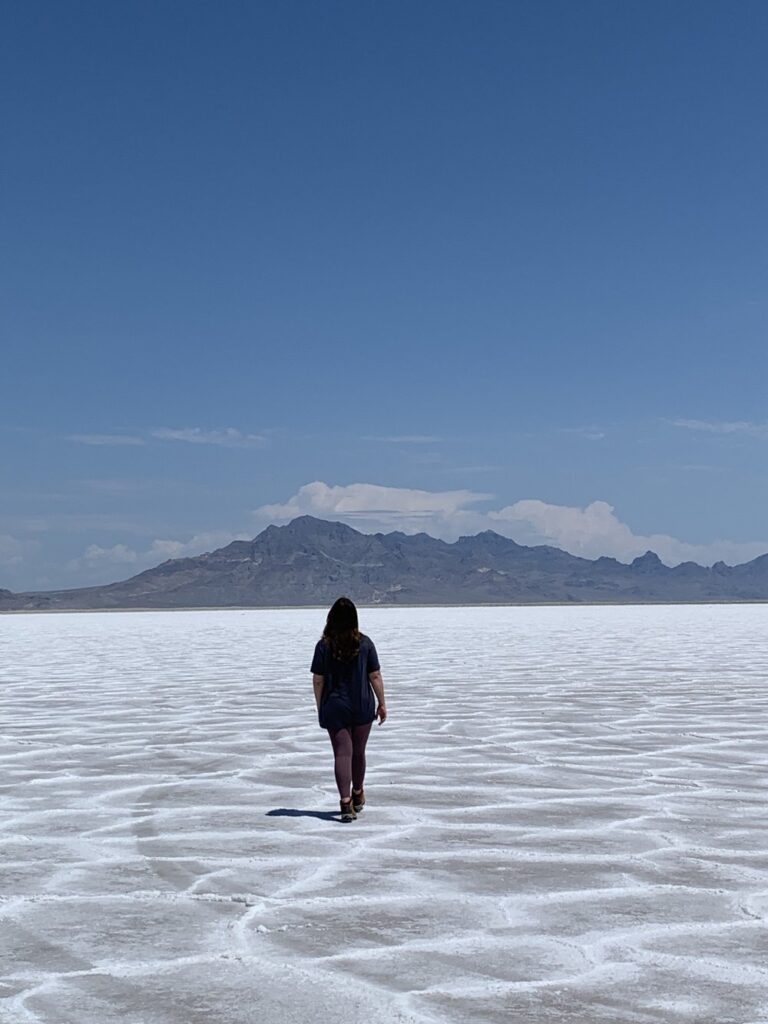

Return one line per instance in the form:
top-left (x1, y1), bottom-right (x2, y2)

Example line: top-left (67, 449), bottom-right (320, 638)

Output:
top-left (405, 451), bottom-right (447, 466)
top-left (557, 426), bottom-right (606, 440)
top-left (151, 427), bottom-right (267, 448)
top-left (362, 435), bottom-right (443, 443)
top-left (81, 543), bottom-right (140, 566)
top-left (671, 418), bottom-right (768, 439)
top-left (73, 530), bottom-right (252, 572)
top-left (66, 428), bottom-right (268, 448)
top-left (438, 464), bottom-right (501, 474)
top-left (80, 478), bottom-right (157, 495)
top-left (17, 514), bottom-right (172, 536)
top-left (67, 434), bottom-right (145, 446)
top-left (515, 423), bottom-right (608, 441)
top-left (78, 477), bottom-right (220, 497)
top-left (0, 534), bottom-right (40, 566)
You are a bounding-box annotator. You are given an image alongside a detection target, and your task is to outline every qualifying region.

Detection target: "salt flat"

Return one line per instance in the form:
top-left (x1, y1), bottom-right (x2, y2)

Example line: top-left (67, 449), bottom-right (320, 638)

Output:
top-left (1, 604), bottom-right (767, 1024)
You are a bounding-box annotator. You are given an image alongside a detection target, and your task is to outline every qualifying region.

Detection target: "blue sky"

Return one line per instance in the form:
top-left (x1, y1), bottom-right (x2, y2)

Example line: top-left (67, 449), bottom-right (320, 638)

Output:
top-left (2, 0), bottom-right (767, 589)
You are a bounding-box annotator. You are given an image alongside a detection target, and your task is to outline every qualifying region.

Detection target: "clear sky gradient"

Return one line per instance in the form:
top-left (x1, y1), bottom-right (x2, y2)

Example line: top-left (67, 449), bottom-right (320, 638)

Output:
top-left (2, 1), bottom-right (767, 588)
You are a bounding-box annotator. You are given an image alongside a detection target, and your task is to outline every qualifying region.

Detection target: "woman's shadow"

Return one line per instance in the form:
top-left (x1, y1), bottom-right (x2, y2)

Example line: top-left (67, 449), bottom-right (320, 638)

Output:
top-left (266, 808), bottom-right (339, 821)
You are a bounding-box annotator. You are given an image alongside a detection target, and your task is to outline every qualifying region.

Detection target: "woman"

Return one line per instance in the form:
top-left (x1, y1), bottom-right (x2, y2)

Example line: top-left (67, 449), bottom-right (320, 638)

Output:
top-left (311, 596), bottom-right (387, 821)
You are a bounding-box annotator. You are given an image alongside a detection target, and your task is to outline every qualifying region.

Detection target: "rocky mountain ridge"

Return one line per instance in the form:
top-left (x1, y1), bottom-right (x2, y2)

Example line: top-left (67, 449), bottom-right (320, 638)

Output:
top-left (2, 515), bottom-right (768, 610)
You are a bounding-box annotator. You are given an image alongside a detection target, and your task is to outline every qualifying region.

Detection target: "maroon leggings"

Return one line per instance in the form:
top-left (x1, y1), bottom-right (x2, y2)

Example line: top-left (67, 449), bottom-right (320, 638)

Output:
top-left (328, 723), bottom-right (372, 800)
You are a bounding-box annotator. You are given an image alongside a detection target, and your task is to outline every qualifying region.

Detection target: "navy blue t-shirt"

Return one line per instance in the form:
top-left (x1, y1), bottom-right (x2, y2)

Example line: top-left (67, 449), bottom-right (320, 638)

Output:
top-left (311, 633), bottom-right (380, 731)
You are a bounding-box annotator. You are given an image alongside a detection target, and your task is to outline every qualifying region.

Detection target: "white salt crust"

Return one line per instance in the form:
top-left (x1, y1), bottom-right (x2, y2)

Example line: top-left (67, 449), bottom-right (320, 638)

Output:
top-left (1, 604), bottom-right (766, 1023)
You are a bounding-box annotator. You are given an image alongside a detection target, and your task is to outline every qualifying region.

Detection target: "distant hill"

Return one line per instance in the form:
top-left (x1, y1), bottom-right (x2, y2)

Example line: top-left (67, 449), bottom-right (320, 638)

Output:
top-left (2, 515), bottom-right (768, 610)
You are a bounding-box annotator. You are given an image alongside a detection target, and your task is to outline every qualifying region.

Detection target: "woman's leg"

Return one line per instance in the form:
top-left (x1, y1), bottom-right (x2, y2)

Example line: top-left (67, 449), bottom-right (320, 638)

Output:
top-left (328, 727), bottom-right (353, 800)
top-left (351, 722), bottom-right (373, 793)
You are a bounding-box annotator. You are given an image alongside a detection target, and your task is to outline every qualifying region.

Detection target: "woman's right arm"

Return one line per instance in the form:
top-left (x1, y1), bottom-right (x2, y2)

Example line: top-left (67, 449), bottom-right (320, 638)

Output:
top-left (369, 670), bottom-right (387, 723)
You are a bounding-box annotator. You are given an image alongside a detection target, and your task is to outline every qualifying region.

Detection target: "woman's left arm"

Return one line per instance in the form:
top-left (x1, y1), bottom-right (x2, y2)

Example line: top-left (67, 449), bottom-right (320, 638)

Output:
top-left (312, 674), bottom-right (325, 710)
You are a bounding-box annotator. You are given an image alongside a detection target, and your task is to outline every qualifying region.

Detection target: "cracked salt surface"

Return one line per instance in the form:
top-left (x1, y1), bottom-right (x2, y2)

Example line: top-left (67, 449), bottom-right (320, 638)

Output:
top-left (1, 604), bottom-right (767, 1023)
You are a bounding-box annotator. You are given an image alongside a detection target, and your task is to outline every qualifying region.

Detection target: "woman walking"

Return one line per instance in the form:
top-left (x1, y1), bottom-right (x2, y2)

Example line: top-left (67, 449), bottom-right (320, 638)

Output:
top-left (311, 597), bottom-right (387, 821)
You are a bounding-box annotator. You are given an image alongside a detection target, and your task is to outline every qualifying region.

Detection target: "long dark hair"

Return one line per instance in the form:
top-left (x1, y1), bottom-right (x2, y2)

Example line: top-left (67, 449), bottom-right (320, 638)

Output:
top-left (322, 596), bottom-right (361, 662)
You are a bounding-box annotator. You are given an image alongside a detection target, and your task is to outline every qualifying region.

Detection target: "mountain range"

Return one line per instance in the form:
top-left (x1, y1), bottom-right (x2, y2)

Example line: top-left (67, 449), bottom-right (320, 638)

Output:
top-left (2, 515), bottom-right (768, 610)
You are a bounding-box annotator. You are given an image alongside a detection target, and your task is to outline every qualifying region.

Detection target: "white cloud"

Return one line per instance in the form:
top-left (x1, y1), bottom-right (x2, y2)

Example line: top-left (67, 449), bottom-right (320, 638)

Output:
top-left (83, 543), bottom-right (139, 565)
top-left (488, 500), bottom-right (675, 561)
top-left (253, 480), bottom-right (493, 535)
top-left (671, 419), bottom-right (768, 439)
top-left (556, 426), bottom-right (606, 440)
top-left (439, 464), bottom-right (501, 474)
top-left (0, 534), bottom-right (40, 566)
top-left (66, 428), bottom-right (268, 448)
top-left (21, 514), bottom-right (165, 535)
top-left (487, 498), bottom-right (768, 566)
top-left (67, 434), bottom-right (145, 446)
top-left (362, 435), bottom-right (443, 443)
top-left (81, 479), bottom-right (157, 495)
top-left (145, 532), bottom-right (251, 560)
top-left (73, 531), bottom-right (252, 575)
top-left (254, 482), bottom-right (768, 567)
top-left (152, 427), bottom-right (266, 448)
